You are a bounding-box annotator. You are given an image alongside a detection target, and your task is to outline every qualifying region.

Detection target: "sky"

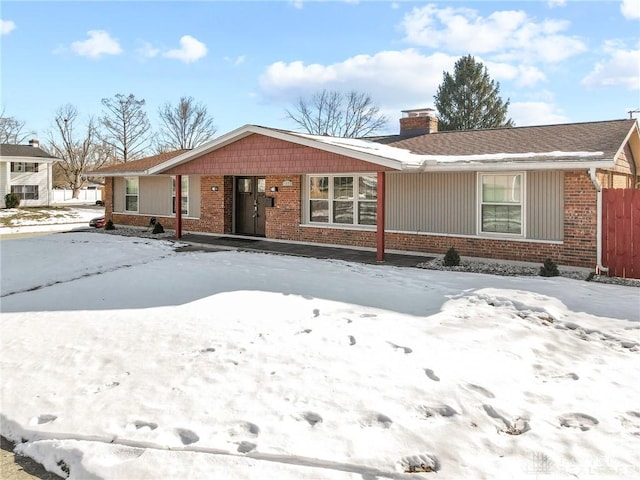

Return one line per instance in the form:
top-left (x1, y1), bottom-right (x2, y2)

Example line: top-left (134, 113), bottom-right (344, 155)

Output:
top-left (1, 0), bottom-right (639, 143)
top-left (1, 229), bottom-right (639, 479)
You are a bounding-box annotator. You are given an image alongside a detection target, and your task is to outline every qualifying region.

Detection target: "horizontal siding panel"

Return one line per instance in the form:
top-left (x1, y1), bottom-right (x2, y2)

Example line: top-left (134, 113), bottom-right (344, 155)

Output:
top-left (386, 172), bottom-right (475, 234)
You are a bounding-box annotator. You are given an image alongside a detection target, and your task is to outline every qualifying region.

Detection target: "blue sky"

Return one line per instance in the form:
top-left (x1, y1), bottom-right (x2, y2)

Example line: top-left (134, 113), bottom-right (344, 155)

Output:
top-left (1, 0), bottom-right (639, 141)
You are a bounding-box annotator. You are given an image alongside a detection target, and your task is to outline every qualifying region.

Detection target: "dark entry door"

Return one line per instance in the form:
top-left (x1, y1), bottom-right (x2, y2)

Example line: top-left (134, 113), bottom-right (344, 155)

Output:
top-left (235, 177), bottom-right (266, 236)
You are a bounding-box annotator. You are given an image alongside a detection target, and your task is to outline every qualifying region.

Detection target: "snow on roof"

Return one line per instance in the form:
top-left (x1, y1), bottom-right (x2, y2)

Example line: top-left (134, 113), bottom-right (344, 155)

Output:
top-left (291, 132), bottom-right (606, 168)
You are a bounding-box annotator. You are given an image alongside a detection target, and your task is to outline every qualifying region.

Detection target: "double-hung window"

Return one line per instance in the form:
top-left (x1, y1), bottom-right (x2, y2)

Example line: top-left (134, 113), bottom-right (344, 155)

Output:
top-left (10, 162), bottom-right (38, 172)
top-left (479, 173), bottom-right (523, 235)
top-left (125, 177), bottom-right (139, 212)
top-left (11, 185), bottom-right (39, 200)
top-left (172, 176), bottom-right (189, 215)
top-left (308, 174), bottom-right (377, 226)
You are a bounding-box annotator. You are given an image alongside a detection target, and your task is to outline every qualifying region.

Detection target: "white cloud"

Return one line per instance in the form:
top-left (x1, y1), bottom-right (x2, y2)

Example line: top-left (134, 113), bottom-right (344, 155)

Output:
top-left (290, 0), bottom-right (304, 9)
top-left (582, 41), bottom-right (640, 89)
top-left (137, 41), bottom-right (160, 59)
top-left (547, 0), bottom-right (567, 8)
top-left (163, 35), bottom-right (207, 63)
top-left (621, 0), bottom-right (640, 19)
top-left (400, 4), bottom-right (586, 63)
top-left (509, 101), bottom-right (569, 126)
top-left (69, 30), bottom-right (122, 58)
top-left (1, 19), bottom-right (16, 35)
top-left (260, 49), bottom-right (457, 111)
top-left (484, 61), bottom-right (547, 88)
top-left (224, 55), bottom-right (246, 66)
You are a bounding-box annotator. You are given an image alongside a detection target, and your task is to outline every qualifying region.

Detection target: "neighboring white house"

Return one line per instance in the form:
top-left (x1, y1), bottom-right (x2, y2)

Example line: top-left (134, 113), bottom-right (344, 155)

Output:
top-left (0, 140), bottom-right (58, 207)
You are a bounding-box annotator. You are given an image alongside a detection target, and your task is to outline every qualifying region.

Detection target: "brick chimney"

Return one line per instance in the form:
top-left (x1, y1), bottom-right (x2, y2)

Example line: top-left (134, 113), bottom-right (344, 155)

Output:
top-left (29, 139), bottom-right (40, 148)
top-left (399, 108), bottom-right (438, 138)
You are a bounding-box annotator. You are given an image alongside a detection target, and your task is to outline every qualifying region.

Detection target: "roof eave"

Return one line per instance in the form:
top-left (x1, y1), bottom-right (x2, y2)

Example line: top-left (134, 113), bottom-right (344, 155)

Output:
top-left (0, 155), bottom-right (58, 163)
top-left (401, 159), bottom-right (615, 172)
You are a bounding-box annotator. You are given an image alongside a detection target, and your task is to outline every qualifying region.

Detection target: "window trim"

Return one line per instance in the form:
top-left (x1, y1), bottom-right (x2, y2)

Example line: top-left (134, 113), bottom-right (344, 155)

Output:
top-left (10, 162), bottom-right (38, 173)
top-left (172, 176), bottom-right (189, 216)
top-left (124, 177), bottom-right (139, 213)
top-left (477, 171), bottom-right (526, 237)
top-left (10, 184), bottom-right (39, 200)
top-left (305, 174), bottom-right (378, 227)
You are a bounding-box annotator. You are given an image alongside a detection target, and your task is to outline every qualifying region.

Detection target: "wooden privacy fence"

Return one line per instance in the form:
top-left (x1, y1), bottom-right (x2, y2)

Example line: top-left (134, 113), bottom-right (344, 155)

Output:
top-left (602, 188), bottom-right (640, 279)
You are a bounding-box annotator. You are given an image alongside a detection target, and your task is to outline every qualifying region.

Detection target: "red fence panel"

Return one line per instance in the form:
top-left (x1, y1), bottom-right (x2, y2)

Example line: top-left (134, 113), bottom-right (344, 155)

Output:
top-left (602, 188), bottom-right (640, 279)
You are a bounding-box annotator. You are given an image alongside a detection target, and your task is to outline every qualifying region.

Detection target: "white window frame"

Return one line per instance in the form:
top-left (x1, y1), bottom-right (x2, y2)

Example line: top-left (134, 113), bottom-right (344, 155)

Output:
top-left (477, 172), bottom-right (526, 237)
top-left (172, 176), bottom-right (189, 215)
top-left (306, 174), bottom-right (378, 227)
top-left (124, 177), bottom-right (139, 213)
top-left (11, 185), bottom-right (39, 200)
top-left (10, 162), bottom-right (38, 173)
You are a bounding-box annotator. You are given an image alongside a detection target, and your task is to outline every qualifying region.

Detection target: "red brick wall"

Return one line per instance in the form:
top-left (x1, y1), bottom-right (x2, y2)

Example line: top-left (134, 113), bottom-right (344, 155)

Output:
top-left (106, 170), bottom-right (598, 268)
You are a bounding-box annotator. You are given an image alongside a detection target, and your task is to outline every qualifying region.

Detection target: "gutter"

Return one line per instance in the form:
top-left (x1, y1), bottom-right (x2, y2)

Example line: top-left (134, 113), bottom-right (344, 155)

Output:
top-left (588, 168), bottom-right (609, 274)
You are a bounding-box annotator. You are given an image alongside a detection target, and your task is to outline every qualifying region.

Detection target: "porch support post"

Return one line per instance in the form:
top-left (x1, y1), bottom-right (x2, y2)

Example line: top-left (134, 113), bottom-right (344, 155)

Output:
top-left (376, 171), bottom-right (385, 262)
top-left (175, 174), bottom-right (182, 239)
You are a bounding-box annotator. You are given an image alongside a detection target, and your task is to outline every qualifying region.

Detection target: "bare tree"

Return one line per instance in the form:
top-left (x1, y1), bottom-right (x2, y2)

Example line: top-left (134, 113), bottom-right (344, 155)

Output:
top-left (285, 90), bottom-right (389, 138)
top-left (100, 93), bottom-right (151, 162)
top-left (47, 105), bottom-right (109, 198)
top-left (157, 96), bottom-right (217, 150)
top-left (0, 109), bottom-right (34, 144)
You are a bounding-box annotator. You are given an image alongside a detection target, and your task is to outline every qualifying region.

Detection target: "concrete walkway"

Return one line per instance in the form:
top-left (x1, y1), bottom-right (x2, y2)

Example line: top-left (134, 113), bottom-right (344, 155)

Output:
top-left (180, 233), bottom-right (432, 267)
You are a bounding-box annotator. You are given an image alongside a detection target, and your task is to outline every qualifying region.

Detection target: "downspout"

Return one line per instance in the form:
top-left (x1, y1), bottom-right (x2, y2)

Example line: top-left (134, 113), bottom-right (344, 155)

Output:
top-left (588, 168), bottom-right (608, 274)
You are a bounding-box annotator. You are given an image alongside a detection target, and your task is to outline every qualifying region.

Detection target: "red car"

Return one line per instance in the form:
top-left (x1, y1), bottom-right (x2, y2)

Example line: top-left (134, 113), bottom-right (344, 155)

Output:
top-left (89, 216), bottom-right (106, 228)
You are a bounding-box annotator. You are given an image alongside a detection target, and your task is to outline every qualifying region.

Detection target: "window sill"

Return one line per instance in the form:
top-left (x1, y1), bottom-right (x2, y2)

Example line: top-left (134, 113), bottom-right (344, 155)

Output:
top-left (300, 223), bottom-right (377, 231)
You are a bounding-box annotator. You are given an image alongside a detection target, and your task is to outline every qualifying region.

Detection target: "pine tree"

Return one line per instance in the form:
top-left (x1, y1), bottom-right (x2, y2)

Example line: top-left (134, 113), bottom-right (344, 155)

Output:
top-left (434, 55), bottom-right (514, 131)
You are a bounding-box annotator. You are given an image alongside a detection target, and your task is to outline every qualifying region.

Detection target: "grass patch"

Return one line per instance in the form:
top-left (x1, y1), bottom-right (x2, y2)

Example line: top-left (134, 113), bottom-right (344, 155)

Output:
top-left (0, 207), bottom-right (75, 227)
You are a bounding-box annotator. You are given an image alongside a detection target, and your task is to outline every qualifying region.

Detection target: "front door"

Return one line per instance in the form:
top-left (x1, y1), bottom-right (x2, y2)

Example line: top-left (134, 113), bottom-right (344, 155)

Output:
top-left (235, 177), bottom-right (266, 236)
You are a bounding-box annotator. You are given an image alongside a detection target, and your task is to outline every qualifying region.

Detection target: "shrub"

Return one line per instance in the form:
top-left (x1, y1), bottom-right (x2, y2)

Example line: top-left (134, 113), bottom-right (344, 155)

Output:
top-left (4, 193), bottom-right (20, 209)
top-left (152, 222), bottom-right (164, 234)
top-left (105, 219), bottom-right (115, 230)
top-left (443, 247), bottom-right (461, 267)
top-left (539, 258), bottom-right (559, 277)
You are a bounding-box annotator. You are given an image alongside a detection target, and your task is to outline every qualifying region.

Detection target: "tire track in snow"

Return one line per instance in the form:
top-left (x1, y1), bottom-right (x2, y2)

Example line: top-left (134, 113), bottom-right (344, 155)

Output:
top-left (0, 253), bottom-right (176, 299)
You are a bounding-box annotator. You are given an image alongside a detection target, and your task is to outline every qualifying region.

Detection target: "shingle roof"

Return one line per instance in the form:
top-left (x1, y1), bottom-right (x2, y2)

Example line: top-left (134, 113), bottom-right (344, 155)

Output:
top-left (0, 144), bottom-right (58, 159)
top-left (374, 119), bottom-right (636, 159)
top-left (92, 149), bottom-right (190, 174)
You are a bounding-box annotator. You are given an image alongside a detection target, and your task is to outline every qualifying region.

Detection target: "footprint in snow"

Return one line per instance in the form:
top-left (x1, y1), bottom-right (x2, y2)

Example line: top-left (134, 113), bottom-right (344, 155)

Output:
top-left (558, 413), bottom-right (599, 431)
top-left (388, 342), bottom-right (412, 354)
top-left (483, 404), bottom-right (530, 435)
top-left (30, 414), bottom-right (57, 425)
top-left (302, 411), bottom-right (323, 427)
top-left (237, 441), bottom-right (257, 453)
top-left (420, 404), bottom-right (457, 418)
top-left (131, 420), bottom-right (158, 431)
top-left (424, 368), bottom-right (440, 381)
top-left (397, 453), bottom-right (440, 473)
top-left (360, 412), bottom-right (393, 429)
top-left (313, 308), bottom-right (320, 318)
top-left (463, 383), bottom-right (495, 399)
top-left (176, 428), bottom-right (200, 445)
top-left (348, 335), bottom-right (356, 346)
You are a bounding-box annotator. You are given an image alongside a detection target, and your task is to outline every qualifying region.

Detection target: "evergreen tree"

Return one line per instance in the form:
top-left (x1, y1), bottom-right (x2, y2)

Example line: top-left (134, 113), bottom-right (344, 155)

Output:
top-left (434, 55), bottom-right (514, 131)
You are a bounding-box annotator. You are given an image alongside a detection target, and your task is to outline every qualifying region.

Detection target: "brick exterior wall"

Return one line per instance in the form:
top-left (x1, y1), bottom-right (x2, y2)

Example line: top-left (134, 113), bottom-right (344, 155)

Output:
top-left (104, 162), bottom-right (599, 268)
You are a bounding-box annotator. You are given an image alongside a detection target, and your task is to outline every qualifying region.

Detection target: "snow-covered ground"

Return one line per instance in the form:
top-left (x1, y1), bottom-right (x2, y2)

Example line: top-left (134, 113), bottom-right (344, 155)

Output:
top-left (0, 231), bottom-right (639, 479)
top-left (0, 204), bottom-right (103, 236)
